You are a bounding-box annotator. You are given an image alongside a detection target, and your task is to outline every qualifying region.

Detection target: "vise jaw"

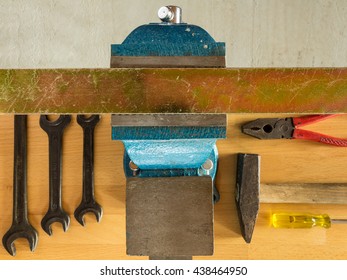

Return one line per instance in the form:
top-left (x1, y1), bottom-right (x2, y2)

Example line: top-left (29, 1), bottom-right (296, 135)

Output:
top-left (112, 113), bottom-right (226, 258)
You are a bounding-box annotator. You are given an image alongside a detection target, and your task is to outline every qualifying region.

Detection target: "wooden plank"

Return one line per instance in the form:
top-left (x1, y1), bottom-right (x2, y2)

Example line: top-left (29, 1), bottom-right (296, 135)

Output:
top-left (260, 183), bottom-right (347, 204)
top-left (0, 114), bottom-right (347, 260)
top-left (1, 68), bottom-right (347, 113)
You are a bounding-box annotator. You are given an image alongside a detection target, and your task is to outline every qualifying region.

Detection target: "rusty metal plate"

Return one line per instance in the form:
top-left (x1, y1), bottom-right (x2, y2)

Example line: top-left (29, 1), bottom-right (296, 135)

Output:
top-left (1, 68), bottom-right (347, 113)
top-left (126, 176), bottom-right (213, 257)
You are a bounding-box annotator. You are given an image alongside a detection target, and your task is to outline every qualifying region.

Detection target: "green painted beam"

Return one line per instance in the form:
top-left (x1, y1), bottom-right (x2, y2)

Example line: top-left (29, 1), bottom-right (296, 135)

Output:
top-left (0, 68), bottom-right (347, 113)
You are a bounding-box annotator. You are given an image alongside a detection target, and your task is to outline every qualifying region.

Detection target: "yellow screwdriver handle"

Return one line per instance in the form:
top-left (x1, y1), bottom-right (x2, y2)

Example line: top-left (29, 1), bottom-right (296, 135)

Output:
top-left (271, 213), bottom-right (332, 228)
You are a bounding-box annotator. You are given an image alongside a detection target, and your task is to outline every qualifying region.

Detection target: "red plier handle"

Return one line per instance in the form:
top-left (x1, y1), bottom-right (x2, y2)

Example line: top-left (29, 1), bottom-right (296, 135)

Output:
top-left (293, 114), bottom-right (347, 147)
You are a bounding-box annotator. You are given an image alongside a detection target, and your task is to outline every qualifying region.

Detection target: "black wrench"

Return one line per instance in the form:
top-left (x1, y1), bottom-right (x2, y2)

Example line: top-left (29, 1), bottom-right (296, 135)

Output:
top-left (40, 115), bottom-right (71, 235)
top-left (2, 115), bottom-right (38, 256)
top-left (74, 115), bottom-right (103, 226)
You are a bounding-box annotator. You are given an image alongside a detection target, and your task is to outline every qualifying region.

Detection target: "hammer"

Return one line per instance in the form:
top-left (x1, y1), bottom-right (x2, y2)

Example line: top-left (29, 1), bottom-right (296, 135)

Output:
top-left (235, 153), bottom-right (347, 243)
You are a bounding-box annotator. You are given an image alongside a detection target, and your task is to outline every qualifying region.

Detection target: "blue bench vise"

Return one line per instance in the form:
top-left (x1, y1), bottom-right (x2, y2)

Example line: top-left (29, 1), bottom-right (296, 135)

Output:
top-left (110, 6), bottom-right (227, 259)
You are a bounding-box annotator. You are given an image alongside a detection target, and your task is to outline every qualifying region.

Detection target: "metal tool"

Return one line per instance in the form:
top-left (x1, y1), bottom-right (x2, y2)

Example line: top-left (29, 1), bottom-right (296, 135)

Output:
top-left (74, 115), bottom-right (102, 226)
top-left (242, 114), bottom-right (347, 146)
top-left (2, 115), bottom-right (38, 256)
top-left (40, 115), bottom-right (71, 235)
top-left (235, 153), bottom-right (347, 243)
top-left (271, 213), bottom-right (347, 228)
top-left (235, 153), bottom-right (260, 243)
top-left (110, 6), bottom-right (227, 259)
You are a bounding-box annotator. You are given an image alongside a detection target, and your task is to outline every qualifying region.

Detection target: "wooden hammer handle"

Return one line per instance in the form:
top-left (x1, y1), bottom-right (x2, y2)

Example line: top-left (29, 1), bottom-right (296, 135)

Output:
top-left (260, 183), bottom-right (347, 204)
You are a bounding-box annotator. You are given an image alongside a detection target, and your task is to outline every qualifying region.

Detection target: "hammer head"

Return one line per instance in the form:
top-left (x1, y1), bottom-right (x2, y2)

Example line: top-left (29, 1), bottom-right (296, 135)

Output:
top-left (235, 153), bottom-right (260, 243)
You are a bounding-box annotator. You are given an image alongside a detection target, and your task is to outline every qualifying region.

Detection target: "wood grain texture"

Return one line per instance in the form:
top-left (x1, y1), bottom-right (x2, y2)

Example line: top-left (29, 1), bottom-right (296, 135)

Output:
top-left (0, 113), bottom-right (346, 260)
top-left (260, 183), bottom-right (347, 204)
top-left (1, 0), bottom-right (347, 262)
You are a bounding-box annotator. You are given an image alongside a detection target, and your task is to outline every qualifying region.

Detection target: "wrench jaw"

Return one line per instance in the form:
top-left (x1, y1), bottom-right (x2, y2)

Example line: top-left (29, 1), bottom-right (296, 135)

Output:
top-left (2, 223), bottom-right (38, 256)
top-left (41, 211), bottom-right (70, 236)
top-left (39, 115), bottom-right (72, 132)
top-left (77, 114), bottom-right (100, 128)
top-left (74, 202), bottom-right (103, 226)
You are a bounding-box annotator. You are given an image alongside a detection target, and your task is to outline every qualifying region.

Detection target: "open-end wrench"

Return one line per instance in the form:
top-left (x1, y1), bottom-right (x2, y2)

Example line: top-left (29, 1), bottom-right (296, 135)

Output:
top-left (40, 115), bottom-right (71, 235)
top-left (2, 115), bottom-right (38, 256)
top-left (74, 115), bottom-right (103, 226)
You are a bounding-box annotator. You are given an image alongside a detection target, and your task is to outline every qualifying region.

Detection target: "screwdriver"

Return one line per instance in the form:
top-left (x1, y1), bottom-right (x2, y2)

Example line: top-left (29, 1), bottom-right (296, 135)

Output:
top-left (271, 213), bottom-right (347, 228)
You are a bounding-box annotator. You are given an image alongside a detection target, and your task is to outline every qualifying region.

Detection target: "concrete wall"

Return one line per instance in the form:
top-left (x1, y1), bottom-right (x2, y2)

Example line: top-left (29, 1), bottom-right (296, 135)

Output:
top-left (1, 0), bottom-right (346, 68)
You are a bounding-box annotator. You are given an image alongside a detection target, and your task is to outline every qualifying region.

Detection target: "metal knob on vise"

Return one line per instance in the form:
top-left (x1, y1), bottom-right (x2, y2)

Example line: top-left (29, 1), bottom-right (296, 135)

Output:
top-left (158, 6), bottom-right (182, 23)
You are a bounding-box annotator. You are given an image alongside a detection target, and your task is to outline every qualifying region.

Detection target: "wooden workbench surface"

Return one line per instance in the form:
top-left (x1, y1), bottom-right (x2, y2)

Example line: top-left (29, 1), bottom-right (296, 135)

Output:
top-left (0, 113), bottom-right (346, 260)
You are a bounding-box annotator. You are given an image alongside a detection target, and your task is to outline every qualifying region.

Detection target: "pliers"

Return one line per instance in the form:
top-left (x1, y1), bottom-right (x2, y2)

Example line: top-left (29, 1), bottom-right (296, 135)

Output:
top-left (242, 114), bottom-right (347, 147)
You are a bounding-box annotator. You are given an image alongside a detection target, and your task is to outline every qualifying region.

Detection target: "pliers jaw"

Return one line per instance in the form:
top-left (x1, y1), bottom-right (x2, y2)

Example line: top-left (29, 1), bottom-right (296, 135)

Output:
top-left (241, 118), bottom-right (294, 140)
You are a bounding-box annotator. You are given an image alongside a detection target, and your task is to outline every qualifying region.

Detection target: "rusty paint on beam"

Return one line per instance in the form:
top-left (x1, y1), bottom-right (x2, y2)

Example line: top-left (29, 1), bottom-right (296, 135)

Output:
top-left (0, 68), bottom-right (347, 113)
